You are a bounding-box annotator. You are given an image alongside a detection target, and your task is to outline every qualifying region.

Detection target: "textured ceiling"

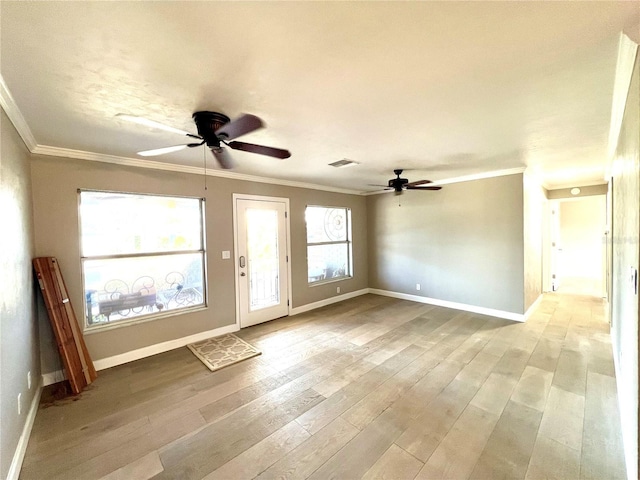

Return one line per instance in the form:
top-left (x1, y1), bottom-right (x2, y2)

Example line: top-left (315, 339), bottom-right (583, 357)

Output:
top-left (1, 1), bottom-right (638, 192)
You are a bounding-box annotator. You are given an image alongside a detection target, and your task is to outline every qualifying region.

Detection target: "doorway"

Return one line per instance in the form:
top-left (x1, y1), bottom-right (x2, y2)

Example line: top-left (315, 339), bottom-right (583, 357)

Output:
top-left (549, 195), bottom-right (606, 297)
top-left (233, 194), bottom-right (291, 328)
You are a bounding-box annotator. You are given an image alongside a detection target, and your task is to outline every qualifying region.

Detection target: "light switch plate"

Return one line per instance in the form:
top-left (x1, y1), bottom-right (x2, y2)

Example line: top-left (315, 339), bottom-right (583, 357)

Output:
top-left (222, 251), bottom-right (231, 260)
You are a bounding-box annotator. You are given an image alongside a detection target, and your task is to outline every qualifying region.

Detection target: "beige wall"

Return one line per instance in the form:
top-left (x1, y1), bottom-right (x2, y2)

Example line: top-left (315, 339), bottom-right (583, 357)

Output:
top-left (367, 173), bottom-right (525, 314)
top-left (31, 156), bottom-right (368, 369)
top-left (0, 109), bottom-right (40, 479)
top-left (610, 51), bottom-right (639, 480)
top-left (547, 183), bottom-right (607, 199)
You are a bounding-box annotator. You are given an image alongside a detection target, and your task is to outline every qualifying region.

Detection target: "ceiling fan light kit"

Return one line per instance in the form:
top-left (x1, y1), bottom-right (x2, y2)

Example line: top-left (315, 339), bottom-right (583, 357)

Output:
top-left (120, 111), bottom-right (291, 169)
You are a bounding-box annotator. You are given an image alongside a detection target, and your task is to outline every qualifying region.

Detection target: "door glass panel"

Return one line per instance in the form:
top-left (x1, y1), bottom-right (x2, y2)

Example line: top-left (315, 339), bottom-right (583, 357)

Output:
top-left (247, 208), bottom-right (280, 311)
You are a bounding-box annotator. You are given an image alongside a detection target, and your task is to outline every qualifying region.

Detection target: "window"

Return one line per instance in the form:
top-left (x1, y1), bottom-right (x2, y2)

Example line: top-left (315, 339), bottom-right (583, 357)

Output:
top-left (306, 206), bottom-right (352, 284)
top-left (79, 190), bottom-right (206, 329)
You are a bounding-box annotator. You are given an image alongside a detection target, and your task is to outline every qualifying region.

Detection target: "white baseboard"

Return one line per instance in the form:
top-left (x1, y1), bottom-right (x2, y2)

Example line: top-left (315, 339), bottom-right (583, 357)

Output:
top-left (42, 287), bottom-right (526, 381)
top-left (7, 379), bottom-right (43, 480)
top-left (290, 288), bottom-right (369, 315)
top-left (524, 294), bottom-right (543, 320)
top-left (41, 323), bottom-right (239, 382)
top-left (368, 289), bottom-right (525, 322)
top-left (93, 323), bottom-right (238, 370)
top-left (42, 370), bottom-right (66, 386)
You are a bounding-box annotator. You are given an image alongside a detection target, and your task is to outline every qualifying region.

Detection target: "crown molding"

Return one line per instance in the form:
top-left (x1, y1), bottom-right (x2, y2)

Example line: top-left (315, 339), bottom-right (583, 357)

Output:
top-left (433, 166), bottom-right (526, 185)
top-left (607, 32), bottom-right (638, 173)
top-left (361, 166), bottom-right (527, 195)
top-left (31, 144), bottom-right (362, 195)
top-left (0, 75), bottom-right (37, 151)
top-left (2, 73), bottom-right (524, 197)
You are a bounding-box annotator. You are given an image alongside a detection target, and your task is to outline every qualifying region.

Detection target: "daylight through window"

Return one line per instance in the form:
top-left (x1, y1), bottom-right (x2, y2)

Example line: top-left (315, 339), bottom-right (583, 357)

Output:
top-left (79, 190), bottom-right (206, 329)
top-left (306, 206), bottom-right (352, 284)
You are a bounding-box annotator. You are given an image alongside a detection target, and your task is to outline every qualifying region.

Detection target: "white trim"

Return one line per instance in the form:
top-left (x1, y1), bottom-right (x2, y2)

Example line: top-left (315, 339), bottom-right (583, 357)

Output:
top-left (31, 145), bottom-right (361, 195)
top-left (368, 288), bottom-right (525, 322)
top-left (83, 306), bottom-right (208, 335)
top-left (3, 69), bottom-right (525, 198)
top-left (524, 294), bottom-right (543, 321)
top-left (290, 288), bottom-right (369, 315)
top-left (432, 167), bottom-right (526, 186)
top-left (232, 194), bottom-right (292, 329)
top-left (7, 379), bottom-right (43, 480)
top-left (607, 33), bottom-right (638, 166)
top-left (0, 75), bottom-right (37, 150)
top-left (93, 323), bottom-right (238, 371)
top-left (362, 167), bottom-right (526, 195)
top-left (42, 370), bottom-right (66, 387)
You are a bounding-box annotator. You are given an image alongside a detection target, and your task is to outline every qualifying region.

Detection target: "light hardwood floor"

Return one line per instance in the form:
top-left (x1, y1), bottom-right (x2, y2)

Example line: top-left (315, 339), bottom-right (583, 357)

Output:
top-left (21, 293), bottom-right (626, 480)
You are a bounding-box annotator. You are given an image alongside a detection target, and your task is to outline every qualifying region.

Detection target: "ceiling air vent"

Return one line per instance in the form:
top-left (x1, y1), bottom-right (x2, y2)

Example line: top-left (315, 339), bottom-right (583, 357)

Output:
top-left (329, 159), bottom-right (359, 168)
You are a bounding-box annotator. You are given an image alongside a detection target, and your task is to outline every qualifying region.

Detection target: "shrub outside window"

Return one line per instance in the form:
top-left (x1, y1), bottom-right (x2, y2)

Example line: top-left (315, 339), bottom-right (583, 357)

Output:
top-left (79, 190), bottom-right (206, 329)
top-left (306, 205), bottom-right (352, 284)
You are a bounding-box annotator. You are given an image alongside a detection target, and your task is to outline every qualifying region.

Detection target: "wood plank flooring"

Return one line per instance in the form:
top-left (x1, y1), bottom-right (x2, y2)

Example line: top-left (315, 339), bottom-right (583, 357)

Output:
top-left (20, 293), bottom-right (627, 480)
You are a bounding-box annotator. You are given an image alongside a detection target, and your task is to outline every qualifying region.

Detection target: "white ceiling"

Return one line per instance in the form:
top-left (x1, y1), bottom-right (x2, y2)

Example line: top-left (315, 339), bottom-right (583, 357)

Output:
top-left (2, 1), bottom-right (638, 193)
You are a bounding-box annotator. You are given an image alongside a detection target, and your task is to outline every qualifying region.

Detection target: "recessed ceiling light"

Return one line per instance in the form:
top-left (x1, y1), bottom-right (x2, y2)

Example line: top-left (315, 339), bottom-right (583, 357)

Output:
top-left (570, 187), bottom-right (581, 195)
top-left (329, 159), bottom-right (359, 168)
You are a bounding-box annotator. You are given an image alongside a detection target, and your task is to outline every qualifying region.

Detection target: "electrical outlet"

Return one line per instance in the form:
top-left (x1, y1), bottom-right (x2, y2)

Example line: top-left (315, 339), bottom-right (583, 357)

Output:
top-left (337, 287), bottom-right (341, 294)
top-left (27, 371), bottom-right (31, 390)
top-left (18, 393), bottom-right (22, 415)
top-left (416, 283), bottom-right (421, 291)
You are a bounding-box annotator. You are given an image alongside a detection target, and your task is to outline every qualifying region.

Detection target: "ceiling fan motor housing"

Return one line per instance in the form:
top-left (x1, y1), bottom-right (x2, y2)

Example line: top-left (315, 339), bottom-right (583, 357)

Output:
top-left (192, 111), bottom-right (230, 147)
top-left (389, 169), bottom-right (408, 191)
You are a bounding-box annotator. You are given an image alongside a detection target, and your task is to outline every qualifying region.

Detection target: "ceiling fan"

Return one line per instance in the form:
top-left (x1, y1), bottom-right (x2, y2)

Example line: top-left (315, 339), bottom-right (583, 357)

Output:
top-left (117, 111), bottom-right (291, 169)
top-left (373, 169), bottom-right (442, 193)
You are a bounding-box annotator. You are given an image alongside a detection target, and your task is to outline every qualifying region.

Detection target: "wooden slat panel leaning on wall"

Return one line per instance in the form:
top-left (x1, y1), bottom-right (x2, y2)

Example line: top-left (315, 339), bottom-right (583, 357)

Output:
top-left (33, 257), bottom-right (97, 394)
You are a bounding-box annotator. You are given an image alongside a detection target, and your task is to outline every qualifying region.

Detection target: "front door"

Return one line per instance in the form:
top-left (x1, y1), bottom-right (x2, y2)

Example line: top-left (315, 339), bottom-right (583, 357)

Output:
top-left (234, 195), bottom-right (290, 328)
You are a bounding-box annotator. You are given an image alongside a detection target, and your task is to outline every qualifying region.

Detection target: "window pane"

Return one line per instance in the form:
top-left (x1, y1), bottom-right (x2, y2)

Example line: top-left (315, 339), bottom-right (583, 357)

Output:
top-left (246, 208), bottom-right (280, 311)
top-left (306, 206), bottom-right (348, 243)
top-left (307, 244), bottom-right (350, 283)
top-left (83, 253), bottom-right (204, 326)
top-left (80, 191), bottom-right (202, 256)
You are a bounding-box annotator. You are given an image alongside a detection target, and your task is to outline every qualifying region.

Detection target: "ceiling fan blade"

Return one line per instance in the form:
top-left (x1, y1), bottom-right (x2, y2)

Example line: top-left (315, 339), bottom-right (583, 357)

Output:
top-left (116, 114), bottom-right (194, 136)
top-left (228, 141), bottom-right (291, 159)
top-left (406, 179), bottom-right (433, 187)
top-left (405, 185), bottom-right (443, 191)
top-left (211, 147), bottom-right (236, 169)
top-left (138, 144), bottom-right (189, 157)
top-left (215, 114), bottom-right (264, 140)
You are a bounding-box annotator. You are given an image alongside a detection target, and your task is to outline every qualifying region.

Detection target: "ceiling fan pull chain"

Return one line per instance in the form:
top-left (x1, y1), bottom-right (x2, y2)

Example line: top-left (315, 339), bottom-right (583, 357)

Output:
top-left (203, 145), bottom-right (207, 191)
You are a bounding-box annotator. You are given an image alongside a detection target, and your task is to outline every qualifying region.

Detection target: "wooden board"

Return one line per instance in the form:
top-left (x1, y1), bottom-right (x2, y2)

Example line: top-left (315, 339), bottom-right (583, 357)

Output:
top-left (34, 257), bottom-right (97, 394)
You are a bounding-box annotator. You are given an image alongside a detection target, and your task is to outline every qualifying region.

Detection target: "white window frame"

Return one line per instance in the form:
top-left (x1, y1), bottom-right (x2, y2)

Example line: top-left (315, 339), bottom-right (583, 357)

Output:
top-left (305, 205), bottom-right (353, 285)
top-left (78, 189), bottom-right (207, 332)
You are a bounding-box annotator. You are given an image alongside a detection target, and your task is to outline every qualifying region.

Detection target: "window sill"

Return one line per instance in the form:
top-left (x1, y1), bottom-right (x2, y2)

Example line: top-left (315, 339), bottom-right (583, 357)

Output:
top-left (83, 305), bottom-right (208, 334)
top-left (308, 276), bottom-right (352, 287)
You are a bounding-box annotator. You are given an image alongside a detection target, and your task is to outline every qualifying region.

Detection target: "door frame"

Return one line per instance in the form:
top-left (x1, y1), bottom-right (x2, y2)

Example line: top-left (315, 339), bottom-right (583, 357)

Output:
top-left (547, 195), bottom-right (607, 297)
top-left (232, 193), bottom-right (292, 329)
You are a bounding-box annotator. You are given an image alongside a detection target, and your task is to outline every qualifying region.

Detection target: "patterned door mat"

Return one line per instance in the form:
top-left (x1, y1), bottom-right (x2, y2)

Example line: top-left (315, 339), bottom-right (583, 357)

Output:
top-left (187, 333), bottom-right (261, 372)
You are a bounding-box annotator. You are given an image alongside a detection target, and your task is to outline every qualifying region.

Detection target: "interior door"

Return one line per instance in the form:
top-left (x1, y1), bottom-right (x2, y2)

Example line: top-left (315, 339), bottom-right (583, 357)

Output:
top-left (234, 196), bottom-right (290, 328)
